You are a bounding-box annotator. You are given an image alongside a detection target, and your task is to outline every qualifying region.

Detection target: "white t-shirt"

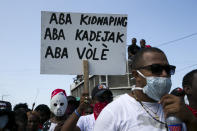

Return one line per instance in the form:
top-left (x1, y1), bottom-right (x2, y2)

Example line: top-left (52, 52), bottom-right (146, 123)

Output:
top-left (94, 94), bottom-right (185, 131)
top-left (77, 113), bottom-right (95, 131)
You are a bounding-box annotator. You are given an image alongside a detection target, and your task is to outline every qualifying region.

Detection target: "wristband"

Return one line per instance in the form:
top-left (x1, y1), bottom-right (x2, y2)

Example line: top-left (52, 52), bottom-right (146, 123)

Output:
top-left (74, 109), bottom-right (81, 117)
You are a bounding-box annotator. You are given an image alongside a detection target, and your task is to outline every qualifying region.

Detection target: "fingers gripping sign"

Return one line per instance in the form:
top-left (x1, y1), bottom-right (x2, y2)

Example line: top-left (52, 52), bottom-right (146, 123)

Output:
top-left (78, 93), bottom-right (91, 114)
top-left (80, 92), bottom-right (91, 104)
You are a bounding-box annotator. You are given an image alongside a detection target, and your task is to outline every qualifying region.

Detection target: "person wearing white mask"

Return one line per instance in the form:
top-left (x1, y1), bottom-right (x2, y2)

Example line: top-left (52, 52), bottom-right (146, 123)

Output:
top-left (43, 89), bottom-right (68, 131)
top-left (94, 47), bottom-right (196, 131)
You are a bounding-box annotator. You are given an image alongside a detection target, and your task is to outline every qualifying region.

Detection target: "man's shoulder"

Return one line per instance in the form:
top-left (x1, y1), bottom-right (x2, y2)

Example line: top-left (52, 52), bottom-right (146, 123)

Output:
top-left (114, 93), bottom-right (135, 101)
top-left (77, 114), bottom-right (95, 130)
top-left (128, 45), bottom-right (140, 51)
top-left (83, 113), bottom-right (94, 118)
top-left (79, 113), bottom-right (94, 122)
top-left (134, 45), bottom-right (140, 49)
top-left (129, 44), bottom-right (140, 48)
top-left (105, 94), bottom-right (136, 110)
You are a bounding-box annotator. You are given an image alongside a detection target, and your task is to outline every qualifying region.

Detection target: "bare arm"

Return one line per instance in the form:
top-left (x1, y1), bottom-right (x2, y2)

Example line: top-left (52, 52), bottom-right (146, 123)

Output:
top-left (60, 108), bottom-right (81, 131)
top-left (61, 93), bottom-right (90, 131)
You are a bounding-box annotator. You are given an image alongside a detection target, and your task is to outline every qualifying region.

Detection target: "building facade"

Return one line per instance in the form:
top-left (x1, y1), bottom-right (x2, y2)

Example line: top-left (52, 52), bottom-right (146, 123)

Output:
top-left (70, 61), bottom-right (134, 98)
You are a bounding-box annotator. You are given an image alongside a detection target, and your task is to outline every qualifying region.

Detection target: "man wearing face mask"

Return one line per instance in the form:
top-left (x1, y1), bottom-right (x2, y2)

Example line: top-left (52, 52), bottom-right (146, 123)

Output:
top-left (94, 47), bottom-right (193, 131)
top-left (61, 84), bottom-right (113, 131)
top-left (43, 89), bottom-right (68, 131)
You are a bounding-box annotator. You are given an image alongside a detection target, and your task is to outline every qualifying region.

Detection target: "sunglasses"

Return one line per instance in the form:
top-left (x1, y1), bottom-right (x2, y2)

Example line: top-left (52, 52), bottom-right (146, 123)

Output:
top-left (137, 64), bottom-right (176, 75)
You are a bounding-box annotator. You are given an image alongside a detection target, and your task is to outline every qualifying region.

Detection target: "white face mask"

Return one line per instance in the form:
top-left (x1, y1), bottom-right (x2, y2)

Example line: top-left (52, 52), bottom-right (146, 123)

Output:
top-left (50, 92), bottom-right (68, 117)
top-left (0, 115), bottom-right (8, 129)
top-left (134, 70), bottom-right (172, 101)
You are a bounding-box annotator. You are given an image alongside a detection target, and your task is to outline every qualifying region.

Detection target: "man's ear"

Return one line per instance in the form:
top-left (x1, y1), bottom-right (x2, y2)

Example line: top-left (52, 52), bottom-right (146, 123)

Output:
top-left (131, 70), bottom-right (138, 78)
top-left (183, 85), bottom-right (192, 95)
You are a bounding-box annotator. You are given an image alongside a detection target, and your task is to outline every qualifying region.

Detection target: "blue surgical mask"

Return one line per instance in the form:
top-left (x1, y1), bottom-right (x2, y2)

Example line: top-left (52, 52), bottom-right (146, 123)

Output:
top-left (133, 70), bottom-right (172, 101)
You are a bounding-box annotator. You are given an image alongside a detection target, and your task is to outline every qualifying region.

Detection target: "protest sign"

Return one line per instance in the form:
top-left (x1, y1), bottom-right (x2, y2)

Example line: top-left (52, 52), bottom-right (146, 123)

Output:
top-left (41, 11), bottom-right (127, 75)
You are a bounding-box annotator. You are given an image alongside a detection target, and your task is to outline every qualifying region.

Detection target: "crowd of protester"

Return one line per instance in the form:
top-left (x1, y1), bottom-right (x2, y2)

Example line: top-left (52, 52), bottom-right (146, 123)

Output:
top-left (1, 41), bottom-right (197, 131)
top-left (0, 85), bottom-right (110, 131)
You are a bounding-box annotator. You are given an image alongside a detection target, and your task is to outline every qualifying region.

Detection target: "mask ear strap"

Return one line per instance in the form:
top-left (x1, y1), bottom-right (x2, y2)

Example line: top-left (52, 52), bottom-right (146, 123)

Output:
top-left (131, 85), bottom-right (143, 91)
top-left (136, 70), bottom-right (146, 78)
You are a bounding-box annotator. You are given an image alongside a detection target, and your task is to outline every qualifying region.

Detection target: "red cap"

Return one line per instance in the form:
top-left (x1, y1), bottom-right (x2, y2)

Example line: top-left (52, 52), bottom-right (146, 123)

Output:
top-left (51, 89), bottom-right (67, 99)
top-left (145, 45), bottom-right (151, 48)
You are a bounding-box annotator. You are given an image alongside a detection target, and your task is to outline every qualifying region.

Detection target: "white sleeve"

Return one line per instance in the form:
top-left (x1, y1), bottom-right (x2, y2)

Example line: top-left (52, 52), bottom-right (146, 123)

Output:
top-left (77, 116), bottom-right (84, 131)
top-left (94, 108), bottom-right (117, 131)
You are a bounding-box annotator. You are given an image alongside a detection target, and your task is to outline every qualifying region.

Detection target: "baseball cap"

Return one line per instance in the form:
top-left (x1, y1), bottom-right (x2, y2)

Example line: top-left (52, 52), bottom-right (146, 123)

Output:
top-left (91, 85), bottom-right (112, 99)
top-left (0, 101), bottom-right (12, 115)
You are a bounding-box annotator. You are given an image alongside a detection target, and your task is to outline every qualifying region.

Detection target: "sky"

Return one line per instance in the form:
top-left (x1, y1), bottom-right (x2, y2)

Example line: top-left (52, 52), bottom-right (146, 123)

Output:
top-left (0, 0), bottom-right (197, 109)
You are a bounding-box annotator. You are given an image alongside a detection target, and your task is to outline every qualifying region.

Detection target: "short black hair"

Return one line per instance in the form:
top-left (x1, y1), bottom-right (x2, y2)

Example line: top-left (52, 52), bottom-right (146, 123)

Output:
top-left (132, 37), bottom-right (136, 41)
top-left (13, 103), bottom-right (29, 112)
top-left (67, 96), bottom-right (77, 103)
top-left (182, 69), bottom-right (197, 88)
top-left (132, 47), bottom-right (166, 69)
top-left (34, 104), bottom-right (50, 115)
top-left (140, 39), bottom-right (145, 42)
